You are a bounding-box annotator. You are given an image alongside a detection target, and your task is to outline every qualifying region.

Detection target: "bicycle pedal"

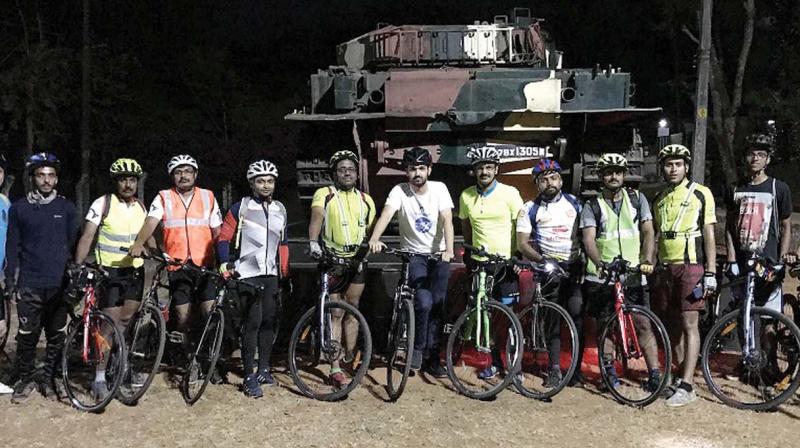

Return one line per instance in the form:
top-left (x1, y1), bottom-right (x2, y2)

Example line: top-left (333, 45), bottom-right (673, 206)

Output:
top-left (168, 331), bottom-right (185, 344)
top-left (131, 351), bottom-right (145, 358)
top-left (476, 347), bottom-right (491, 354)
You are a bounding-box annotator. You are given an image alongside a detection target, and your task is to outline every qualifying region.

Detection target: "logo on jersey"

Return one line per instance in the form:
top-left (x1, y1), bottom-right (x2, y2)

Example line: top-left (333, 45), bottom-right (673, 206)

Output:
top-left (415, 216), bottom-right (433, 233)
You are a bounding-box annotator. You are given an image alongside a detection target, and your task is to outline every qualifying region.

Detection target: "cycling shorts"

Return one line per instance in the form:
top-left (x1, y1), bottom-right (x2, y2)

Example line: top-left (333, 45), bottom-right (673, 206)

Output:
top-left (97, 267), bottom-right (145, 308)
top-left (651, 264), bottom-right (705, 314)
top-left (328, 261), bottom-right (367, 294)
top-left (582, 279), bottom-right (646, 320)
top-left (168, 267), bottom-right (217, 306)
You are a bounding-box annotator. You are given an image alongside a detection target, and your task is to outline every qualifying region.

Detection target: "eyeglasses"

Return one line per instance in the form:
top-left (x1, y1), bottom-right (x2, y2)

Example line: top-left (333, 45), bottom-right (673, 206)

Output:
top-left (747, 151), bottom-right (770, 160)
top-left (336, 167), bottom-right (357, 174)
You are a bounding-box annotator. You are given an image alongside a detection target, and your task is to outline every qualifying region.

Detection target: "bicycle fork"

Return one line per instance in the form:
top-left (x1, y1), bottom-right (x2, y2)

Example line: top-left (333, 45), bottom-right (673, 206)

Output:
top-left (474, 272), bottom-right (491, 352)
top-left (318, 272), bottom-right (334, 353)
top-left (742, 271), bottom-right (757, 358)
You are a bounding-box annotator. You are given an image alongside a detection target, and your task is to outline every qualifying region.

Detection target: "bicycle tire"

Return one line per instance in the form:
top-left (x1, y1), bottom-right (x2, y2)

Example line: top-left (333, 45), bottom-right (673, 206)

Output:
top-left (386, 298), bottom-right (415, 401)
top-left (445, 300), bottom-right (523, 401)
top-left (513, 300), bottom-right (579, 400)
top-left (598, 305), bottom-right (671, 407)
top-left (182, 308), bottom-right (224, 405)
top-left (288, 301), bottom-right (372, 401)
top-left (117, 303), bottom-right (166, 405)
top-left (701, 307), bottom-right (800, 411)
top-left (0, 298), bottom-right (10, 352)
top-left (62, 310), bottom-right (127, 412)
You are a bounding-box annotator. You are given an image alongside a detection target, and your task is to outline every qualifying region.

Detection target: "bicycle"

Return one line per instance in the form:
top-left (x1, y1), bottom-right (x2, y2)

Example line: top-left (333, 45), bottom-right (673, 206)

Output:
top-left (445, 245), bottom-right (523, 400)
top-left (176, 261), bottom-right (264, 405)
top-left (382, 248), bottom-right (441, 400)
top-left (61, 263), bottom-right (127, 412)
top-left (114, 250), bottom-right (172, 405)
top-left (511, 258), bottom-right (579, 400)
top-left (700, 255), bottom-right (800, 410)
top-left (596, 257), bottom-right (671, 407)
top-left (287, 248), bottom-right (372, 401)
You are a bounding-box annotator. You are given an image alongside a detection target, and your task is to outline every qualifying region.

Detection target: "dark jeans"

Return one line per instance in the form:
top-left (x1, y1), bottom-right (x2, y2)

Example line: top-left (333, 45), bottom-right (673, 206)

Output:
top-left (408, 256), bottom-right (450, 361)
top-left (15, 287), bottom-right (69, 380)
top-left (238, 276), bottom-right (279, 375)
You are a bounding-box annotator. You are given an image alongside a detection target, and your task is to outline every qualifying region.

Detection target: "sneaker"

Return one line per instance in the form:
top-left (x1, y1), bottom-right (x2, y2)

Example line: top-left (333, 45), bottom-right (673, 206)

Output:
top-left (0, 382), bottom-right (12, 394)
top-left (568, 371), bottom-right (587, 388)
top-left (643, 370), bottom-right (662, 393)
top-left (662, 376), bottom-right (680, 399)
top-left (40, 378), bottom-right (66, 401)
top-left (477, 365), bottom-right (499, 380)
top-left (410, 350), bottom-right (423, 371)
top-left (210, 365), bottom-right (227, 385)
top-left (665, 386), bottom-right (697, 407)
top-left (242, 374), bottom-right (263, 399)
top-left (11, 379), bottom-right (37, 404)
top-left (423, 362), bottom-right (448, 378)
top-left (256, 369), bottom-right (275, 386)
top-left (92, 380), bottom-right (110, 401)
top-left (602, 364), bottom-right (621, 389)
top-left (329, 371), bottom-right (350, 390)
top-left (543, 368), bottom-right (563, 388)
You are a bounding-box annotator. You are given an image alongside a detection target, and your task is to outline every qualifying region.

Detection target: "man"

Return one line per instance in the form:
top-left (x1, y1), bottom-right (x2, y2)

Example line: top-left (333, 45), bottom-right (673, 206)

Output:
top-left (217, 160), bottom-right (288, 398)
top-left (516, 158), bottom-right (584, 387)
top-left (725, 129), bottom-right (794, 311)
top-left (74, 158), bottom-right (151, 398)
top-left (369, 147), bottom-right (454, 377)
top-left (652, 144), bottom-right (717, 407)
top-left (129, 155), bottom-right (223, 347)
top-left (6, 152), bottom-right (79, 403)
top-left (0, 153), bottom-right (12, 394)
top-left (458, 145), bottom-right (524, 380)
top-left (580, 153), bottom-right (661, 391)
top-left (308, 150), bottom-right (376, 388)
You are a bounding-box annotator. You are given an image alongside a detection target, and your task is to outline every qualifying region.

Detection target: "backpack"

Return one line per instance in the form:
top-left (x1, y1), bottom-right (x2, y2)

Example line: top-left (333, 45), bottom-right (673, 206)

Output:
top-left (527, 193), bottom-right (581, 234)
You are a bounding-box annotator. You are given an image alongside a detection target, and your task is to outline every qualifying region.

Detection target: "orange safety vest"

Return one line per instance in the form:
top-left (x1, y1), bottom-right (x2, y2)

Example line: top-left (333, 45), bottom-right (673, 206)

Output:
top-left (159, 187), bottom-right (216, 270)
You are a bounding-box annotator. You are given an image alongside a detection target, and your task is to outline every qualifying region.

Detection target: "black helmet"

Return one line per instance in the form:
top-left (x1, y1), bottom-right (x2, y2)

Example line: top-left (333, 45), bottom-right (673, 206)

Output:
top-left (402, 147), bottom-right (432, 166)
top-left (746, 120), bottom-right (777, 154)
top-left (26, 152), bottom-right (60, 175)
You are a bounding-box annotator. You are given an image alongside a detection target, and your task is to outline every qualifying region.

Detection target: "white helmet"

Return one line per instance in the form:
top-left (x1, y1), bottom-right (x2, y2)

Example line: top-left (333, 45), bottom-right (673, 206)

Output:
top-left (167, 154), bottom-right (198, 174)
top-left (247, 160), bottom-right (279, 180)
top-left (466, 145), bottom-right (501, 166)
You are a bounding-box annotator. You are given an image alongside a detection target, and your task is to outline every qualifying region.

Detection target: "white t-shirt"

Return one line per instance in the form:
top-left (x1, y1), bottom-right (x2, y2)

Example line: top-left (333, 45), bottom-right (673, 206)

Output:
top-left (385, 181), bottom-right (453, 254)
top-left (147, 190), bottom-right (223, 228)
top-left (516, 194), bottom-right (581, 262)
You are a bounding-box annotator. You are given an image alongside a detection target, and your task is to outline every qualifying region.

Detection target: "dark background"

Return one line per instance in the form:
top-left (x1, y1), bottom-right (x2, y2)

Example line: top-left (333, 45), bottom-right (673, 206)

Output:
top-left (1, 0), bottom-right (798, 205)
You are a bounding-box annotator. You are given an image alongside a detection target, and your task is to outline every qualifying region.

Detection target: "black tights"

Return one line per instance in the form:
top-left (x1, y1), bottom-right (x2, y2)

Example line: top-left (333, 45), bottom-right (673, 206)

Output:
top-left (240, 276), bottom-right (279, 375)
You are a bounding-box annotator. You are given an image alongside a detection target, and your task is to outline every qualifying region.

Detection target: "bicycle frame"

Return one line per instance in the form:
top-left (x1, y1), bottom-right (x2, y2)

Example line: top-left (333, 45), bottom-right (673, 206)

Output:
top-left (317, 267), bottom-right (335, 354)
top-left (78, 269), bottom-right (106, 363)
top-left (473, 269), bottom-right (492, 352)
top-left (387, 256), bottom-right (413, 349)
top-left (612, 276), bottom-right (642, 360)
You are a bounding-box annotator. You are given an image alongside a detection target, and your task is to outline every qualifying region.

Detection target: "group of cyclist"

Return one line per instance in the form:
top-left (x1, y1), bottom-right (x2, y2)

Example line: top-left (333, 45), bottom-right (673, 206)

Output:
top-left (0, 122), bottom-right (795, 408)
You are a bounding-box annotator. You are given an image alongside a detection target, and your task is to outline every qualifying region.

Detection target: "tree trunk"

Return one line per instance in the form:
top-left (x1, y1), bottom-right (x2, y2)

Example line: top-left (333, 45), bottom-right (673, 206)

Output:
top-left (77, 0), bottom-right (91, 214)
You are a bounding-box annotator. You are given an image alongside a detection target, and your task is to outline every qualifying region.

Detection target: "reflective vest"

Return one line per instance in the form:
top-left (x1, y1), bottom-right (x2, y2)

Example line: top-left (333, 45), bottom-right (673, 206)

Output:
top-left (159, 187), bottom-right (215, 269)
top-left (586, 189), bottom-right (641, 276)
top-left (95, 194), bottom-right (146, 268)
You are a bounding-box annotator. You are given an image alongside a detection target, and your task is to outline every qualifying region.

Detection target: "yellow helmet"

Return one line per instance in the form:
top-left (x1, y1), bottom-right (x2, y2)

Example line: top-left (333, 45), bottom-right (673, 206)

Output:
top-left (658, 144), bottom-right (691, 164)
top-left (109, 158), bottom-right (143, 177)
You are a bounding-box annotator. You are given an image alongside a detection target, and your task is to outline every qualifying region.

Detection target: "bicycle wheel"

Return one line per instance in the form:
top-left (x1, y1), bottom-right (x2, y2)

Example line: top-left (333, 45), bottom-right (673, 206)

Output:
top-left (62, 311), bottom-right (127, 412)
top-left (182, 308), bottom-right (224, 405)
top-left (445, 300), bottom-right (523, 400)
top-left (118, 303), bottom-right (166, 405)
top-left (386, 298), bottom-right (415, 401)
top-left (513, 300), bottom-right (579, 400)
top-left (598, 305), bottom-right (671, 407)
top-left (288, 301), bottom-right (372, 401)
top-left (701, 307), bottom-right (800, 411)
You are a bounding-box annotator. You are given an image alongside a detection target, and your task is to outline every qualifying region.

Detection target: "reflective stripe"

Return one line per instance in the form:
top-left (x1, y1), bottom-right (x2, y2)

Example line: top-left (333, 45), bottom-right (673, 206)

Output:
top-left (161, 191), bottom-right (172, 218)
top-left (200, 189), bottom-right (210, 216)
top-left (99, 229), bottom-right (137, 243)
top-left (163, 218), bottom-right (210, 228)
top-left (96, 242), bottom-right (129, 254)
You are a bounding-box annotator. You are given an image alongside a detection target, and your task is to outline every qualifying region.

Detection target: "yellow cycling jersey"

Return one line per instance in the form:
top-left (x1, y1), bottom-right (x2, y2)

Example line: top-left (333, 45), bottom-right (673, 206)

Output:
top-left (458, 181), bottom-right (524, 259)
top-left (654, 179), bottom-right (716, 264)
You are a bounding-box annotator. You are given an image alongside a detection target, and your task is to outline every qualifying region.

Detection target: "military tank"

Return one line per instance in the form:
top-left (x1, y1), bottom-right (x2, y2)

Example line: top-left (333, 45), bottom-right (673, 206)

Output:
top-left (283, 8), bottom-right (661, 344)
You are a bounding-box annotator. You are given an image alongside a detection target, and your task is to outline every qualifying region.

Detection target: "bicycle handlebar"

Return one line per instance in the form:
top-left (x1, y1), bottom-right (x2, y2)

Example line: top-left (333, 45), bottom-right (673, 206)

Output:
top-left (462, 244), bottom-right (568, 277)
top-left (383, 247), bottom-right (442, 262)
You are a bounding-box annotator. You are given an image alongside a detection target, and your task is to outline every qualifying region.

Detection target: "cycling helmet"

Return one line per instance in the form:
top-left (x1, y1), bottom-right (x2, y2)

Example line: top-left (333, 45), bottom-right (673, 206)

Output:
top-left (329, 150), bottom-right (359, 169)
top-left (402, 146), bottom-right (432, 166)
top-left (247, 159), bottom-right (279, 180)
top-left (658, 144), bottom-right (692, 164)
top-left (532, 158), bottom-right (562, 177)
top-left (167, 154), bottom-right (198, 174)
top-left (466, 145), bottom-right (501, 166)
top-left (26, 152), bottom-right (60, 175)
top-left (596, 153), bottom-right (628, 172)
top-left (746, 133), bottom-right (775, 154)
top-left (109, 158), bottom-right (143, 178)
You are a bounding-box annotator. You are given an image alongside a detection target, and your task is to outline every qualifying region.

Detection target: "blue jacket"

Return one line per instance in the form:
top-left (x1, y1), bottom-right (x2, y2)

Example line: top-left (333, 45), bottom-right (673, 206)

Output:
top-left (5, 196), bottom-right (79, 289)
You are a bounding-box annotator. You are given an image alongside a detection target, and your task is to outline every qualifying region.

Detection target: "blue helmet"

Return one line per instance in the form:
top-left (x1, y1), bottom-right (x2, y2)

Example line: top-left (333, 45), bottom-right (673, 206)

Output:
top-left (532, 159), bottom-right (562, 177)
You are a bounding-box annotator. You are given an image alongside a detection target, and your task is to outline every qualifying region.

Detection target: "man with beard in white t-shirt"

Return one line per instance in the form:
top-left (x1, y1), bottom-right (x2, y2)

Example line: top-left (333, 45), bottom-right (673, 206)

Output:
top-left (369, 147), bottom-right (454, 377)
